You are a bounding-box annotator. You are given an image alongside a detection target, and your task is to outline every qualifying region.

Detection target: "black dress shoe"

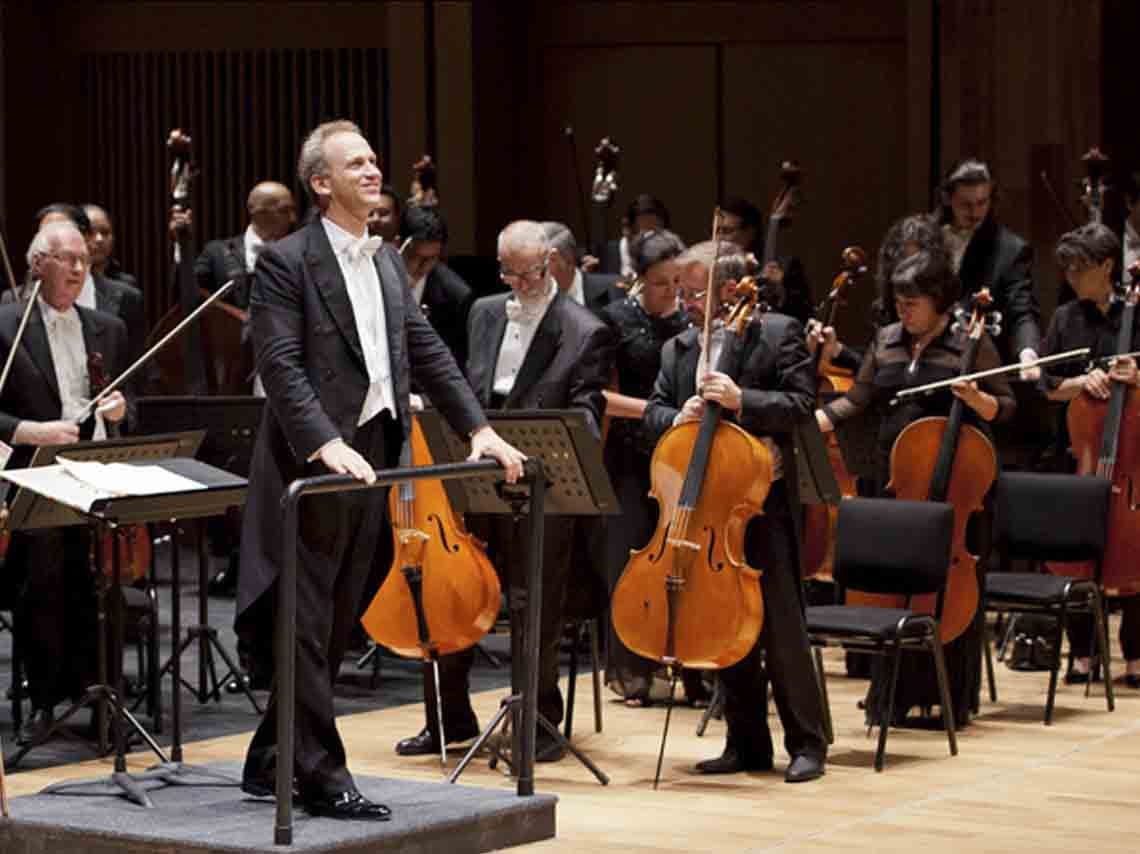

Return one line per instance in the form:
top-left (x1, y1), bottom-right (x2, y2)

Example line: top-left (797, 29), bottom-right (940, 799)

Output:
top-left (535, 732), bottom-right (566, 763)
top-left (694, 746), bottom-right (773, 774)
top-left (207, 552), bottom-right (239, 598)
top-left (395, 724), bottom-right (479, 756)
top-left (302, 789), bottom-right (391, 821)
top-left (17, 708), bottom-right (54, 747)
top-left (785, 753), bottom-right (825, 783)
top-left (241, 772), bottom-right (300, 800)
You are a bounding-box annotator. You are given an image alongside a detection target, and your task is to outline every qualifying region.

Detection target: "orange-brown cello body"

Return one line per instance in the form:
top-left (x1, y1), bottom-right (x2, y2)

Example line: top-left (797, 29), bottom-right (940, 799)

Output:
top-left (611, 419), bottom-right (771, 670)
top-left (1048, 391), bottom-right (1140, 593)
top-left (847, 418), bottom-right (995, 642)
top-left (360, 417), bottom-right (501, 659)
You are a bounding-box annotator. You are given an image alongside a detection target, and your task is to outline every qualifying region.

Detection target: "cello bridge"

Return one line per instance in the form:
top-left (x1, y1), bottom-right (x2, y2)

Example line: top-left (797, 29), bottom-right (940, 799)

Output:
top-left (396, 528), bottom-right (431, 547)
top-left (666, 537), bottom-right (699, 552)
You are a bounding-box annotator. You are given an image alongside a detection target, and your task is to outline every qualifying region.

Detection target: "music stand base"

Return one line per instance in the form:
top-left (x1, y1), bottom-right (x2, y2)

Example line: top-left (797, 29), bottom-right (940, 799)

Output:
top-left (447, 694), bottom-right (609, 787)
top-left (158, 625), bottom-right (262, 714)
top-left (144, 761), bottom-right (241, 788)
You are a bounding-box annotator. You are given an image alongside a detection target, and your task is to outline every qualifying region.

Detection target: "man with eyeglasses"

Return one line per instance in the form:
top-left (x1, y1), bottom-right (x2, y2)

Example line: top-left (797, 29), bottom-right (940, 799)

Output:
top-left (542, 221), bottom-right (623, 317)
top-left (0, 220), bottom-right (131, 747)
top-left (395, 219), bottom-right (614, 762)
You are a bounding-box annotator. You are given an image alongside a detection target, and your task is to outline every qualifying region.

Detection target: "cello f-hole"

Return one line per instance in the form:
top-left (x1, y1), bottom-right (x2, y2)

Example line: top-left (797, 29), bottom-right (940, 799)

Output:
top-left (428, 514), bottom-right (460, 553)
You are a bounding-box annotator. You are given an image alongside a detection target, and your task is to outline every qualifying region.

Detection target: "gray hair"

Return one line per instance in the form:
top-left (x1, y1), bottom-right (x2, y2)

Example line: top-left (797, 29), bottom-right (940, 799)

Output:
top-left (26, 220), bottom-right (83, 267)
top-left (297, 119), bottom-right (363, 203)
top-left (679, 240), bottom-right (754, 284)
top-left (497, 220), bottom-right (549, 256)
top-left (541, 221), bottom-right (576, 260)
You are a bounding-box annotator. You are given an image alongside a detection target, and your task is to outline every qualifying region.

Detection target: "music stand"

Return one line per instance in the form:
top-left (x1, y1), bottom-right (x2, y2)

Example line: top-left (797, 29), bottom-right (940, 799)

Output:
top-left (136, 396), bottom-right (265, 713)
top-left (2, 452), bottom-right (247, 806)
top-left (418, 409), bottom-right (616, 787)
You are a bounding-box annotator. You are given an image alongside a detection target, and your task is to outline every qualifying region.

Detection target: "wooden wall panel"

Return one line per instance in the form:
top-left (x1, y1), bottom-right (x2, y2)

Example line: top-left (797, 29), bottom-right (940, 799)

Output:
top-left (723, 42), bottom-right (909, 340)
top-left (538, 45), bottom-right (719, 250)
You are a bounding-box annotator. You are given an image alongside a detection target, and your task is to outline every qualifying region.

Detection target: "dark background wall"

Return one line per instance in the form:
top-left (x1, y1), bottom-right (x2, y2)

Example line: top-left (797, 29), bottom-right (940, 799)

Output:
top-left (0, 0), bottom-right (1129, 338)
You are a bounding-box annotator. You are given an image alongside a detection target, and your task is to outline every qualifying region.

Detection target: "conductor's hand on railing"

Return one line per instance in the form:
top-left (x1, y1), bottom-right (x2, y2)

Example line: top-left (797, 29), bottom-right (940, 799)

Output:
top-left (468, 425), bottom-right (526, 484)
top-left (318, 439), bottom-right (377, 484)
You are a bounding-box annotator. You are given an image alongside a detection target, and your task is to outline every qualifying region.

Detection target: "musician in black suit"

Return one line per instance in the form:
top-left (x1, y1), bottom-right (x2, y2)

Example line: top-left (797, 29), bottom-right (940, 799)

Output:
top-left (235, 120), bottom-right (523, 821)
top-left (194, 181), bottom-right (298, 311)
top-left (0, 220), bottom-right (130, 745)
top-left (395, 220), bottom-right (614, 761)
top-left (544, 221), bottom-right (624, 316)
top-left (642, 241), bottom-right (828, 783)
top-left (398, 204), bottom-right (473, 367)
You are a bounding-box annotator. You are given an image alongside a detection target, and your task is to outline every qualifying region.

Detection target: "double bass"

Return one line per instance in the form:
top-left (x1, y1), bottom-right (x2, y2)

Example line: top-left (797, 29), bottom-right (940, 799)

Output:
top-left (869, 290), bottom-right (1000, 642)
top-left (360, 416), bottom-right (500, 763)
top-left (1050, 263), bottom-right (1140, 593)
top-left (800, 247), bottom-right (867, 580)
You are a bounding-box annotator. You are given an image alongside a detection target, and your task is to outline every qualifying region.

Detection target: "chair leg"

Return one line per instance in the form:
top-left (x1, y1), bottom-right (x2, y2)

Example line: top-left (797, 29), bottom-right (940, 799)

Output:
top-left (875, 644), bottom-right (903, 772)
top-left (1045, 607), bottom-right (1066, 725)
top-left (1092, 591), bottom-right (1115, 712)
top-left (589, 619), bottom-right (603, 734)
top-left (813, 647), bottom-right (834, 745)
top-left (930, 629), bottom-right (958, 757)
top-left (983, 629), bottom-right (998, 703)
top-left (564, 625), bottom-right (579, 741)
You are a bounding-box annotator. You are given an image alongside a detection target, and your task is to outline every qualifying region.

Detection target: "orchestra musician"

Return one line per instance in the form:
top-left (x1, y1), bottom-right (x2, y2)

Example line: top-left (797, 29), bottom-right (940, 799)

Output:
top-left (395, 220), bottom-right (613, 762)
top-left (642, 240), bottom-right (828, 781)
top-left (543, 221), bottom-right (623, 317)
top-left (366, 184), bottom-right (402, 244)
top-left (816, 247), bottom-right (1015, 726)
top-left (82, 204), bottom-right (145, 362)
top-left (0, 220), bottom-right (130, 746)
top-left (598, 229), bottom-right (691, 705)
top-left (235, 120), bottom-right (524, 821)
top-left (1037, 223), bottom-right (1140, 688)
top-left (600, 193), bottom-right (670, 278)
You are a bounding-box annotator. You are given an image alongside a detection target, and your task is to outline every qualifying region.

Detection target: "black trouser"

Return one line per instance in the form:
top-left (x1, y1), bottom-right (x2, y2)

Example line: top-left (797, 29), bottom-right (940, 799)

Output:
top-left (720, 482), bottom-right (829, 763)
top-left (10, 527), bottom-right (99, 711)
top-left (243, 412), bottom-right (399, 797)
top-left (1067, 594), bottom-right (1140, 661)
top-left (420, 515), bottom-right (577, 736)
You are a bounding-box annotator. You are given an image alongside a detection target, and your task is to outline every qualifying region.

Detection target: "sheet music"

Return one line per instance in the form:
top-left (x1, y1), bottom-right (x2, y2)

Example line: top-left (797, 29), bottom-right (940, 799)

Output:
top-left (0, 460), bottom-right (207, 514)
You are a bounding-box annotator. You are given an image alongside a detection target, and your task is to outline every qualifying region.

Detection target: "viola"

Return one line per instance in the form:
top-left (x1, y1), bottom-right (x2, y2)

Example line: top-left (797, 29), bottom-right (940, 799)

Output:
top-left (801, 247), bottom-right (867, 580)
top-left (1049, 263), bottom-right (1140, 593)
top-left (852, 291), bottom-right (999, 642)
top-left (86, 351), bottom-right (153, 585)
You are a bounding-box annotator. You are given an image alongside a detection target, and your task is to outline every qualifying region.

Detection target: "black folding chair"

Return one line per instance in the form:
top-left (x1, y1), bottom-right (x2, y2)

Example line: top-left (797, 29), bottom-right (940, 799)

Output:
top-left (806, 498), bottom-right (958, 772)
top-left (983, 472), bottom-right (1114, 724)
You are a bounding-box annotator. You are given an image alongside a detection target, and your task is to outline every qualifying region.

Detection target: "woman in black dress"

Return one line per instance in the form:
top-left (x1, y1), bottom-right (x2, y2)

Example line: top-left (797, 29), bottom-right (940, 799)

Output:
top-left (600, 229), bottom-right (690, 703)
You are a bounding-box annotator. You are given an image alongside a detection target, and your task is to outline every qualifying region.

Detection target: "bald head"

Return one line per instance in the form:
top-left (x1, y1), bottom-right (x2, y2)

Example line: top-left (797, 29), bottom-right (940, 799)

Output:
top-left (247, 181), bottom-right (297, 241)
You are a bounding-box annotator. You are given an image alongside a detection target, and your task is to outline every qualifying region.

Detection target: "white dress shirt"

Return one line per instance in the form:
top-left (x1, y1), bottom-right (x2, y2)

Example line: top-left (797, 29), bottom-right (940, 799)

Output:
top-left (38, 298), bottom-right (105, 439)
top-left (77, 272), bottom-right (97, 310)
top-left (1125, 220), bottom-right (1140, 276)
top-left (244, 224), bottom-right (266, 273)
top-left (321, 217), bottom-right (397, 426)
top-left (566, 267), bottom-right (585, 306)
top-left (411, 275), bottom-right (427, 308)
top-left (492, 279), bottom-right (557, 397)
top-left (941, 223), bottom-right (977, 274)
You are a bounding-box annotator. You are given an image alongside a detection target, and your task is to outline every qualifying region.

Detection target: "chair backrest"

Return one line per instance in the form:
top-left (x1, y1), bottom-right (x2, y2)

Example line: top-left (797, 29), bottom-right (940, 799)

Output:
top-left (834, 497), bottom-right (955, 597)
top-left (994, 473), bottom-right (1111, 563)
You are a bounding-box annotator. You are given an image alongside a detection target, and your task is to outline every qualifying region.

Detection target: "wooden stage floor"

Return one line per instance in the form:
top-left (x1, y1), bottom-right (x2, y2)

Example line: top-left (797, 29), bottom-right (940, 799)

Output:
top-left (6, 638), bottom-right (1140, 853)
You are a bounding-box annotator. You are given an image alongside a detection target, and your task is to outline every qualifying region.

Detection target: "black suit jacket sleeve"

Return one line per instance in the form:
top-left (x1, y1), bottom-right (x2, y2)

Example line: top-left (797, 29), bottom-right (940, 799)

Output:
top-left (643, 337), bottom-right (683, 441)
top-left (1000, 240), bottom-right (1041, 356)
top-left (567, 320), bottom-right (614, 436)
top-left (738, 316), bottom-right (815, 434)
top-left (251, 245), bottom-right (341, 461)
top-left (116, 279), bottom-right (146, 362)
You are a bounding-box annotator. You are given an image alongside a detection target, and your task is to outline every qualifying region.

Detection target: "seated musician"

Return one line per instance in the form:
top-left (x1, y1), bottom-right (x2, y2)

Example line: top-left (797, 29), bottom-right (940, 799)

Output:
top-left (0, 220), bottom-right (130, 745)
top-left (543, 221), bottom-right (623, 317)
top-left (642, 240), bottom-right (828, 782)
top-left (366, 183), bottom-right (402, 244)
top-left (1038, 223), bottom-right (1140, 687)
top-left (395, 220), bottom-right (614, 762)
top-left (81, 204), bottom-right (146, 363)
top-left (816, 248), bottom-right (1015, 727)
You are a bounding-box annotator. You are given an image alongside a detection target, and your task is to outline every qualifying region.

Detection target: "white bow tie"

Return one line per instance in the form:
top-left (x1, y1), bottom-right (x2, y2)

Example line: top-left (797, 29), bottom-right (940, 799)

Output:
top-left (344, 235), bottom-right (384, 263)
top-left (505, 298), bottom-right (544, 324)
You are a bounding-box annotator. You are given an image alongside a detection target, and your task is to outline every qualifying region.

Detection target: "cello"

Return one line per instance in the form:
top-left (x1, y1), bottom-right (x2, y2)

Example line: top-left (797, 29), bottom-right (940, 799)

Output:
top-left (873, 290), bottom-right (1000, 642)
top-left (360, 415), bottom-right (500, 763)
top-left (1050, 263), bottom-right (1140, 593)
top-left (611, 216), bottom-right (769, 784)
top-left (800, 247), bottom-right (867, 580)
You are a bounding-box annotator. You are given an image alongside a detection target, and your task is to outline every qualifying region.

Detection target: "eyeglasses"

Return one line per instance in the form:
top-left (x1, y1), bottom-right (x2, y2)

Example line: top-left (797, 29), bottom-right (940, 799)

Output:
top-left (49, 252), bottom-right (90, 269)
top-left (679, 288), bottom-right (708, 301)
top-left (498, 261), bottom-right (547, 283)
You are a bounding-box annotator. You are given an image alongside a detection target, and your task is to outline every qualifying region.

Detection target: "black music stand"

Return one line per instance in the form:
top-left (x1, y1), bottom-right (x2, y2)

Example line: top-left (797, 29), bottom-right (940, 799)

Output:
top-left (137, 396), bottom-right (264, 713)
top-left (2, 453), bottom-right (247, 806)
top-left (418, 409), bottom-right (617, 787)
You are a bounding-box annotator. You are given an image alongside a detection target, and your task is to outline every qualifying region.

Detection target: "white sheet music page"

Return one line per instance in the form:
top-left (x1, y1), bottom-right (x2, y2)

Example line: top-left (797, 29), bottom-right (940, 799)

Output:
top-left (55, 457), bottom-right (207, 496)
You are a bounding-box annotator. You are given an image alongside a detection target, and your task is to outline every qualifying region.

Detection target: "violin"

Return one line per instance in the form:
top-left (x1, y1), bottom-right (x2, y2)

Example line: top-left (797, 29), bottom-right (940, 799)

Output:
top-left (360, 415), bottom-right (500, 760)
top-left (1049, 262), bottom-right (1140, 593)
top-left (86, 351), bottom-right (153, 585)
top-left (801, 247), bottom-right (867, 580)
top-left (856, 290), bottom-right (1000, 642)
